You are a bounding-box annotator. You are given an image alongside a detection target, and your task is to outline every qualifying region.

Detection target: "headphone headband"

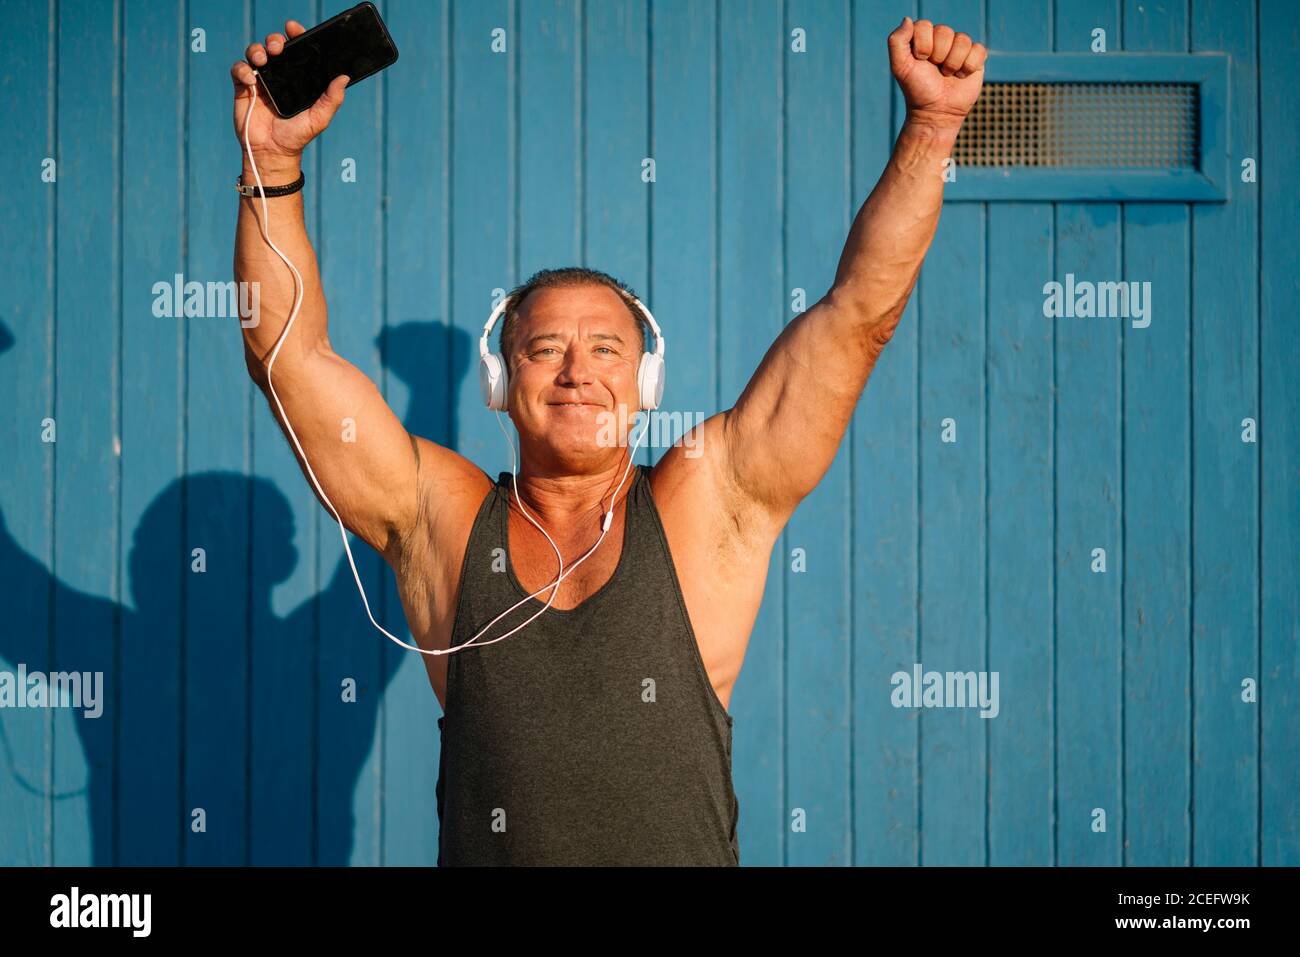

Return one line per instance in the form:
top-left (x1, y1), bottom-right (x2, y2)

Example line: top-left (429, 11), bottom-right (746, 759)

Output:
top-left (478, 289), bottom-right (665, 360)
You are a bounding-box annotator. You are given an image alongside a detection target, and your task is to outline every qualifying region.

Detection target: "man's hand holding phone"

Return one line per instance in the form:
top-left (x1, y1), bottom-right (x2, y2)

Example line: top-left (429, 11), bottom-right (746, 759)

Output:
top-left (229, 20), bottom-right (349, 179)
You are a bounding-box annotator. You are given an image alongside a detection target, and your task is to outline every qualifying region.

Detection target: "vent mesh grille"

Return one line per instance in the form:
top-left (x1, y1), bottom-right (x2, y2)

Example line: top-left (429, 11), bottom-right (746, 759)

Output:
top-left (951, 82), bottom-right (1199, 168)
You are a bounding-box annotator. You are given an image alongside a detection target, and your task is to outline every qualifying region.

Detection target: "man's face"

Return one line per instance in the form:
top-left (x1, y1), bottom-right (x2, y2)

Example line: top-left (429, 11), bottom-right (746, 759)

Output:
top-left (506, 284), bottom-right (643, 466)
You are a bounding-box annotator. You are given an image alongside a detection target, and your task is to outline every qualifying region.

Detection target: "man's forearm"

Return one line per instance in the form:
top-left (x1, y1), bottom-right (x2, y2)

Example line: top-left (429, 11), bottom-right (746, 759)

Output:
top-left (234, 152), bottom-right (328, 376)
top-left (829, 118), bottom-right (959, 329)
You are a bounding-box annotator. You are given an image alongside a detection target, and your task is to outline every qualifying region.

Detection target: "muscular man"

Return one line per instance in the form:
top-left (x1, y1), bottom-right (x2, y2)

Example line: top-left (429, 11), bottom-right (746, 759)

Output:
top-left (230, 16), bottom-right (986, 866)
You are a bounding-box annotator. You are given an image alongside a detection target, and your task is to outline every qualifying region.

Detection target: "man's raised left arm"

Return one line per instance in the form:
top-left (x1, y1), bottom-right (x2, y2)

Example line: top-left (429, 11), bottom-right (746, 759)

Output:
top-left (717, 17), bottom-right (986, 522)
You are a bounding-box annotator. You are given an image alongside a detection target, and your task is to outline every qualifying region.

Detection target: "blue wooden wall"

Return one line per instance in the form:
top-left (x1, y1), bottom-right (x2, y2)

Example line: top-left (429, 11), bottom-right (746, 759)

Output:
top-left (0, 0), bottom-right (1295, 866)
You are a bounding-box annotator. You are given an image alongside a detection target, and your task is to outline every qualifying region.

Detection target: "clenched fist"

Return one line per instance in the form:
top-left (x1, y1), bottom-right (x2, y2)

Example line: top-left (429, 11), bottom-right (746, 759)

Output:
top-left (888, 17), bottom-right (987, 132)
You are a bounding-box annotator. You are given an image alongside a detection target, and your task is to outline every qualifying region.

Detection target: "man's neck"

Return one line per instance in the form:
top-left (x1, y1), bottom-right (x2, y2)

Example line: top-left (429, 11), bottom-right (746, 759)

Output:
top-left (507, 454), bottom-right (638, 530)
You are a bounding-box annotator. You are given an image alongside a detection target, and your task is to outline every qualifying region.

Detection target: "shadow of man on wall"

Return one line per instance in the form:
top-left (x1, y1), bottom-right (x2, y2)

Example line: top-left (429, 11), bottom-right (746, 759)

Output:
top-left (0, 318), bottom-right (468, 865)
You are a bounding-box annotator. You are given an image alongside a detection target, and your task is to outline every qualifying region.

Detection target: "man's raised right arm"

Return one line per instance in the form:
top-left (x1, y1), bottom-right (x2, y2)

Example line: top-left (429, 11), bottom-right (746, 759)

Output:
top-left (232, 22), bottom-right (421, 560)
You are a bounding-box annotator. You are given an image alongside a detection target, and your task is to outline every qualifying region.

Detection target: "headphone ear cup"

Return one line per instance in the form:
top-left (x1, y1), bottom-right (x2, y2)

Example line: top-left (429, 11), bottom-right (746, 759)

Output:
top-left (637, 352), bottom-right (665, 412)
top-left (479, 353), bottom-right (508, 411)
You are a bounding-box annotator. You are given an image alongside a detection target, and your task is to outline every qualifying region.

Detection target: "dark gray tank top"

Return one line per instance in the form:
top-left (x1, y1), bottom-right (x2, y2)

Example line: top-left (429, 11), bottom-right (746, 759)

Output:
top-left (435, 464), bottom-right (740, 866)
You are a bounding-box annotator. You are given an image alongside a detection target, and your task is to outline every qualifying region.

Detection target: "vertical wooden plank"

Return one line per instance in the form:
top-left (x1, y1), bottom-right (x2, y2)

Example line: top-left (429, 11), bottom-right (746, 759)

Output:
top-left (851, 0), bottom-right (919, 868)
top-left (650, 0), bottom-right (715, 478)
top-left (783, 0), bottom-right (851, 867)
top-left (585, 0), bottom-right (650, 467)
top-left (312, 0), bottom-right (395, 867)
top-left (0, 0), bottom-right (56, 867)
top-left (1190, 0), bottom-right (1258, 866)
top-left (985, 0), bottom-right (1054, 867)
top-left (451, 0), bottom-right (511, 473)
top-left (718, 0), bottom-right (784, 867)
top-left (118, 0), bottom-right (185, 865)
top-left (185, 0), bottom-right (252, 866)
top-left (381, 0), bottom-right (449, 869)
top-left (1259, 0), bottom-right (1300, 868)
top-left (915, 0), bottom-right (985, 866)
top-left (53, 0), bottom-right (120, 867)
top-left (1052, 0), bottom-right (1123, 866)
top-left (520, 0), bottom-right (580, 276)
top-left (1120, 0), bottom-right (1191, 866)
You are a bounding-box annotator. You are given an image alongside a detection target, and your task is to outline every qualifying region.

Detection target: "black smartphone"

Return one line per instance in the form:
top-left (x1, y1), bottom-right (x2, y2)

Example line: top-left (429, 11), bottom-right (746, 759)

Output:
top-left (255, 2), bottom-right (398, 119)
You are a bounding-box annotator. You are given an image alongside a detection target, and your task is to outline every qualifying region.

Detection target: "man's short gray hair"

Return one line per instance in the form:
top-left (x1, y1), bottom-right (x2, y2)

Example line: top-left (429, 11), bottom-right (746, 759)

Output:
top-left (498, 266), bottom-right (649, 365)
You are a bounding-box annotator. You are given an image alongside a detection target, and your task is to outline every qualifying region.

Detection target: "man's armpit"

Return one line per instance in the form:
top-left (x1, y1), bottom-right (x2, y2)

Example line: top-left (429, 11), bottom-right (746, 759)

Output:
top-left (388, 431), bottom-right (424, 569)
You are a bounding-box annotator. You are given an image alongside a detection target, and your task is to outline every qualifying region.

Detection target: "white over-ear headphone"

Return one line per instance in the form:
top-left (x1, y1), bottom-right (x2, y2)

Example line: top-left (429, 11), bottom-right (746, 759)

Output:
top-left (478, 289), bottom-right (666, 412)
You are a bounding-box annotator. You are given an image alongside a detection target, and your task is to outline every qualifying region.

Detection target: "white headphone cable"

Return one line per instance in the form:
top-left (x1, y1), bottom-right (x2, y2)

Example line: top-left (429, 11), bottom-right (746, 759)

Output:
top-left (243, 78), bottom-right (433, 655)
top-left (452, 403), bottom-right (651, 652)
